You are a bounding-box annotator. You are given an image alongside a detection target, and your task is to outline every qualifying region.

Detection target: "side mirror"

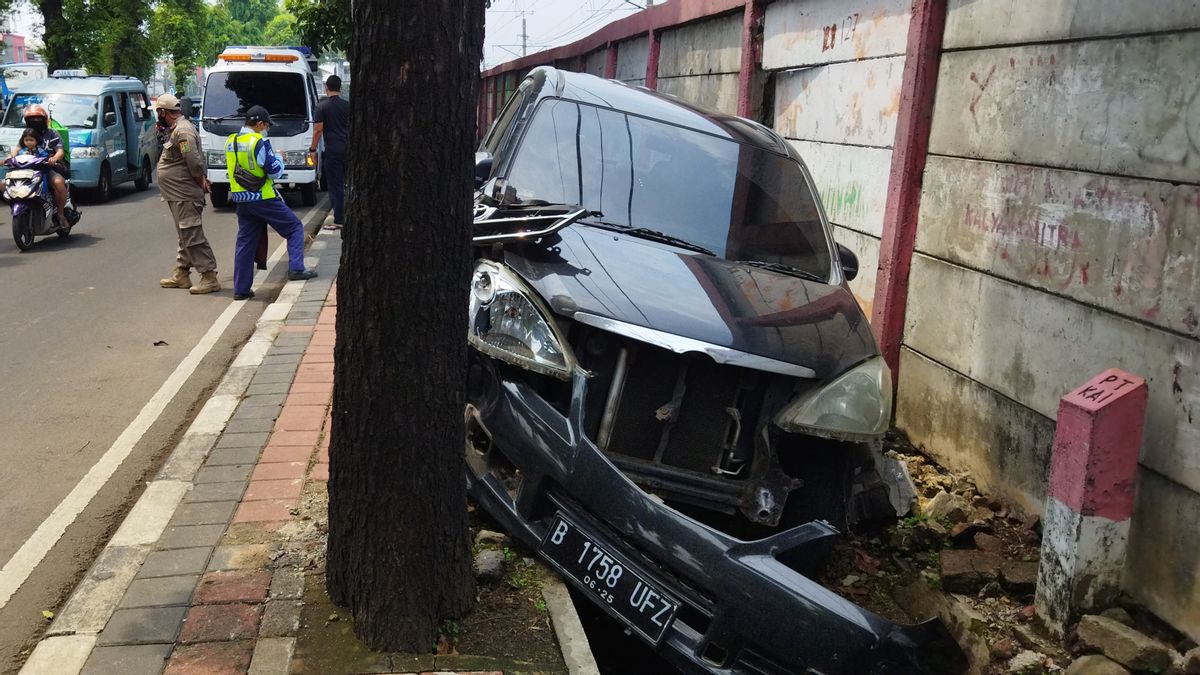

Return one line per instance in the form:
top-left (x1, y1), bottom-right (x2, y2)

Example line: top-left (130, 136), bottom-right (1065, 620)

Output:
top-left (837, 242), bottom-right (859, 281)
top-left (178, 96), bottom-right (194, 117)
top-left (104, 111), bottom-right (117, 127)
top-left (474, 151), bottom-right (493, 189)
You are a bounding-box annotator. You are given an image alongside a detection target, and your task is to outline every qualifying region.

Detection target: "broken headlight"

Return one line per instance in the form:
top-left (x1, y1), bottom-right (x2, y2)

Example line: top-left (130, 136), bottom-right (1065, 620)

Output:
top-left (774, 356), bottom-right (892, 440)
top-left (468, 260), bottom-right (573, 380)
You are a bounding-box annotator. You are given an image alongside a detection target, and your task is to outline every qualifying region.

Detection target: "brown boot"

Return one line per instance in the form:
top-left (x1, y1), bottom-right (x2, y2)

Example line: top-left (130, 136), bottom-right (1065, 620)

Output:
top-left (189, 271), bottom-right (221, 295)
top-left (160, 267), bottom-right (192, 289)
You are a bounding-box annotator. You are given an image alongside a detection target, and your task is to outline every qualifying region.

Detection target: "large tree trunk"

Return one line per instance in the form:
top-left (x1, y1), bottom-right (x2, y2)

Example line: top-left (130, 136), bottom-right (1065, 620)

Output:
top-left (36, 0), bottom-right (73, 71)
top-left (325, 0), bottom-right (484, 652)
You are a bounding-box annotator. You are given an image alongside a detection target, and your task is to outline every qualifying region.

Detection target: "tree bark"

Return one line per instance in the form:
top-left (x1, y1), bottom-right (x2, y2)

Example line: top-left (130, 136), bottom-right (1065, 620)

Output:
top-left (325, 0), bottom-right (484, 652)
top-left (36, 0), bottom-right (73, 71)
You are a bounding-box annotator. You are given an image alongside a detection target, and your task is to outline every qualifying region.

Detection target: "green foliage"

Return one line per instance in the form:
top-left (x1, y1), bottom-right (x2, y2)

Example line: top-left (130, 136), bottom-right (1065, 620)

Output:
top-left (285, 0), bottom-right (350, 56)
top-left (262, 12), bottom-right (300, 46)
top-left (151, 0), bottom-right (207, 87)
top-left (66, 0), bottom-right (155, 79)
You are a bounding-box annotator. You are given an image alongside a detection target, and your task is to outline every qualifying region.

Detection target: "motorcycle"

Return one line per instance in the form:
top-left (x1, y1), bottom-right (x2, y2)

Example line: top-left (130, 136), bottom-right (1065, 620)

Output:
top-left (3, 154), bottom-right (81, 250)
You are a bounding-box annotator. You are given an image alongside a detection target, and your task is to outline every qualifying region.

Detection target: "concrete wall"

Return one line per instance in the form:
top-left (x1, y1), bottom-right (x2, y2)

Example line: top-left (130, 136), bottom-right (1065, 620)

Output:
top-left (656, 12), bottom-right (743, 113)
top-left (900, 2), bottom-right (1200, 639)
top-left (764, 0), bottom-right (912, 317)
top-left (615, 34), bottom-right (649, 86)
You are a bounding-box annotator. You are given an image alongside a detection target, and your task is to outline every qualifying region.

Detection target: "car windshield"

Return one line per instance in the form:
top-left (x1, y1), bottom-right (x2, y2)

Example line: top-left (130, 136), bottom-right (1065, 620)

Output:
top-left (202, 71), bottom-right (309, 136)
top-left (2, 93), bottom-right (98, 128)
top-left (502, 98), bottom-right (833, 280)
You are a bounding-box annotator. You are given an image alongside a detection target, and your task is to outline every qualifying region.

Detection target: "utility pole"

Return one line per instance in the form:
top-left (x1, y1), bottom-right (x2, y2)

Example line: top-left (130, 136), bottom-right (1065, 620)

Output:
top-left (521, 16), bottom-right (527, 56)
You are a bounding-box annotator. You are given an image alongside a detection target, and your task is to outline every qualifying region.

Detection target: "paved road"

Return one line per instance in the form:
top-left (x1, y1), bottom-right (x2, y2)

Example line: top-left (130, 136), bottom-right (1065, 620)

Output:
top-left (0, 178), bottom-right (324, 671)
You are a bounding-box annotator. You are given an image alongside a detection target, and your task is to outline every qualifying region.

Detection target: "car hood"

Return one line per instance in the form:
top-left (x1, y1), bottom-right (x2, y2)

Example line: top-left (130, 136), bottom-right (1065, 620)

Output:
top-left (503, 225), bottom-right (878, 381)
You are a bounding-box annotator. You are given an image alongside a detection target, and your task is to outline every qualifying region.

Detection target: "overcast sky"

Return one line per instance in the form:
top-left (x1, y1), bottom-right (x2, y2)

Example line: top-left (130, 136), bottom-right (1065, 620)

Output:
top-left (3, 0), bottom-right (639, 69)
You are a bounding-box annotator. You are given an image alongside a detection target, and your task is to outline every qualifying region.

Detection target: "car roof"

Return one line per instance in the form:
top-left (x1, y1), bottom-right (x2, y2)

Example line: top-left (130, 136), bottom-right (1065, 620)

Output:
top-left (529, 66), bottom-right (792, 156)
top-left (12, 77), bottom-right (145, 95)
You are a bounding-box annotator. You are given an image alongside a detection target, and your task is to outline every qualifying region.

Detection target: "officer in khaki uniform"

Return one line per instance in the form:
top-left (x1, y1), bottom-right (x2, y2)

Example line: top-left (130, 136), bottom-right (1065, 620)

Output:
top-left (156, 93), bottom-right (220, 294)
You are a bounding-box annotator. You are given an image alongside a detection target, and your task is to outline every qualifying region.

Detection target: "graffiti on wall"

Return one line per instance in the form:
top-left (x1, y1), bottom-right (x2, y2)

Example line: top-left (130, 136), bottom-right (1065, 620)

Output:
top-left (821, 13), bottom-right (860, 52)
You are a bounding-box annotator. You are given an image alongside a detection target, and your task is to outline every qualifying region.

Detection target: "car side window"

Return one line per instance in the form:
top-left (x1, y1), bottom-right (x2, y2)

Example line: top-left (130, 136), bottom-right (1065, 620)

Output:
top-left (103, 96), bottom-right (117, 126)
top-left (484, 77), bottom-right (538, 170)
top-left (130, 93), bottom-right (149, 121)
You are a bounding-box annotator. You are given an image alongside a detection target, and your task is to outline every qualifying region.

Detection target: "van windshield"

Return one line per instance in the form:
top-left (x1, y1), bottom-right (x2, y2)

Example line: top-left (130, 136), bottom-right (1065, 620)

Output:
top-left (202, 71), bottom-right (309, 137)
top-left (3, 93), bottom-right (98, 128)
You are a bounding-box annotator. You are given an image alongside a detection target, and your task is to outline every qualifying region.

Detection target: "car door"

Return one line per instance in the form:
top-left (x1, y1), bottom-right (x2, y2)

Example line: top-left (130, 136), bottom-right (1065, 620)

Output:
top-left (102, 94), bottom-right (127, 181)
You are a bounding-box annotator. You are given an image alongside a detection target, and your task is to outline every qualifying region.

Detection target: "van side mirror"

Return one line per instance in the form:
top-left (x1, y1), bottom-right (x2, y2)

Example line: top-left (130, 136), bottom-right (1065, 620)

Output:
top-left (104, 111), bottom-right (117, 127)
top-left (474, 151), bottom-right (493, 189)
top-left (837, 242), bottom-right (859, 281)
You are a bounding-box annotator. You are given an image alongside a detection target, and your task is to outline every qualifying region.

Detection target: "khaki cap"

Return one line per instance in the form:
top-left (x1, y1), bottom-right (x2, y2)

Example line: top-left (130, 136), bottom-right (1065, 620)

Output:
top-left (154, 93), bottom-right (181, 111)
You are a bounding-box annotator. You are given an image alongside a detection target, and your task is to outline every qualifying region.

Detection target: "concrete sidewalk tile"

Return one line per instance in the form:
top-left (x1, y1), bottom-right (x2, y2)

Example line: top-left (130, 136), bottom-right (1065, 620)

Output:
top-left (179, 603), bottom-right (262, 643)
top-left (213, 366), bottom-right (257, 397)
top-left (308, 334), bottom-right (335, 347)
top-left (49, 546), bottom-right (149, 636)
top-left (170, 501), bottom-right (237, 527)
top-left (272, 337), bottom-right (312, 348)
top-left (165, 641), bottom-right (254, 674)
top-left (156, 433), bottom-right (220, 482)
top-left (243, 382), bottom-right (291, 396)
top-left (316, 446), bottom-right (329, 463)
top-left (268, 569), bottom-right (303, 600)
top-left (20, 635), bottom-right (96, 674)
top-left (258, 446), bottom-right (311, 464)
top-left (96, 606), bottom-right (188, 645)
top-left (284, 391), bottom-right (331, 407)
top-left (82, 644), bottom-right (172, 675)
top-left (239, 392), bottom-right (289, 407)
top-left (195, 570), bottom-right (272, 604)
top-left (250, 372), bottom-right (296, 386)
top-left (256, 364), bottom-right (299, 376)
top-left (279, 325), bottom-right (314, 333)
top-left (265, 344), bottom-right (308, 356)
top-left (233, 499), bottom-right (298, 524)
top-left (244, 479), bottom-right (304, 502)
top-left (119, 575), bottom-right (199, 609)
top-left (204, 446), bottom-right (260, 467)
top-left (298, 352), bottom-right (334, 364)
top-left (189, 395), bottom-right (241, 434)
top-left (309, 463), bottom-right (329, 482)
top-left (224, 418), bottom-right (275, 434)
top-left (109, 481), bottom-right (191, 547)
top-left (292, 371), bottom-right (333, 385)
top-left (287, 381), bottom-right (332, 395)
top-left (266, 430), bottom-right (320, 447)
top-left (138, 547), bottom-right (212, 579)
top-left (248, 637), bottom-right (296, 675)
top-left (185, 481), bottom-right (248, 504)
top-left (273, 405), bottom-right (326, 431)
top-left (215, 432), bottom-right (270, 449)
top-left (259, 601), bottom-right (302, 638)
top-left (250, 462), bottom-right (306, 482)
top-left (157, 524), bottom-right (226, 550)
top-left (231, 404), bottom-right (282, 420)
top-left (207, 544), bottom-right (273, 571)
top-left (296, 363), bottom-right (333, 378)
top-left (194, 464), bottom-right (252, 485)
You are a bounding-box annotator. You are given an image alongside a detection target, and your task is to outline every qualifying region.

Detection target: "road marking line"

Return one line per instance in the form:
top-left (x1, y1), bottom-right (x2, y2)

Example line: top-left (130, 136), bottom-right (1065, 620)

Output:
top-left (0, 207), bottom-right (313, 609)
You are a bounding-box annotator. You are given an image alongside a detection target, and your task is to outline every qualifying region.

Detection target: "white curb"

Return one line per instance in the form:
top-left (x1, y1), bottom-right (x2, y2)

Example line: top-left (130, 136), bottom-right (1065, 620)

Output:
top-left (542, 577), bottom-right (601, 675)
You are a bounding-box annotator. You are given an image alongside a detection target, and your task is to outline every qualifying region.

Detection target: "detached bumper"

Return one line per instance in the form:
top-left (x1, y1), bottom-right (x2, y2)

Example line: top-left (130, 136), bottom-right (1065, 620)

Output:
top-left (467, 363), bottom-right (966, 674)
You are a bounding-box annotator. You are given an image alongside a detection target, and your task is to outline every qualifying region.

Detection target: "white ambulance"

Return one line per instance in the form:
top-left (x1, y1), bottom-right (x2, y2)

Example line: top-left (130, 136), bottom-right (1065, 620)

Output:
top-left (200, 46), bottom-right (322, 207)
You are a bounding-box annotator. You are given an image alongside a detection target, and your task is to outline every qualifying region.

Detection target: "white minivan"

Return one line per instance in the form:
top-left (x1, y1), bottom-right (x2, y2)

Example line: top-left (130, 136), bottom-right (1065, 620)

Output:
top-left (200, 46), bottom-right (322, 207)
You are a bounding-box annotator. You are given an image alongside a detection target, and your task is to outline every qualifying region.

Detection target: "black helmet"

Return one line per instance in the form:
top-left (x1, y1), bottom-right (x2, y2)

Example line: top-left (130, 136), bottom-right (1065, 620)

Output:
top-left (245, 105), bottom-right (272, 126)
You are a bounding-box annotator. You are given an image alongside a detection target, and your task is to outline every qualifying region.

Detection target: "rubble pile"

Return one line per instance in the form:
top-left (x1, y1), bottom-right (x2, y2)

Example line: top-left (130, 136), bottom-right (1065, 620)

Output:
top-left (817, 432), bottom-right (1196, 674)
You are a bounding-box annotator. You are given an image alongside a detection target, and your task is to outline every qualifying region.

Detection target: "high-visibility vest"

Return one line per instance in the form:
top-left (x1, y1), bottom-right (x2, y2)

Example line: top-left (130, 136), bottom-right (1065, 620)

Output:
top-left (225, 131), bottom-right (276, 201)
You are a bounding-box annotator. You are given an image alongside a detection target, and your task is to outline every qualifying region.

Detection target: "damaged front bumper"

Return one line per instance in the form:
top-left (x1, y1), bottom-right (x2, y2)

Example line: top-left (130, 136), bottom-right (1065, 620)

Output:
top-left (466, 362), bottom-right (966, 674)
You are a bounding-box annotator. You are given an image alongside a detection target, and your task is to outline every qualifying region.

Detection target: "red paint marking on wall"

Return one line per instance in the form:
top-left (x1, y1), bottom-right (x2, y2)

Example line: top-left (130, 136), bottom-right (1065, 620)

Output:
top-left (962, 203), bottom-right (1085, 252)
top-left (1080, 262), bottom-right (1089, 285)
top-left (822, 23), bottom-right (838, 51)
top-left (968, 64), bottom-right (996, 126)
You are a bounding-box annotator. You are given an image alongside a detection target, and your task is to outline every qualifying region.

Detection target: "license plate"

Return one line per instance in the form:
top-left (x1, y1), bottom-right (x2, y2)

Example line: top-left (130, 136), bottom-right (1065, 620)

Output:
top-left (540, 514), bottom-right (679, 643)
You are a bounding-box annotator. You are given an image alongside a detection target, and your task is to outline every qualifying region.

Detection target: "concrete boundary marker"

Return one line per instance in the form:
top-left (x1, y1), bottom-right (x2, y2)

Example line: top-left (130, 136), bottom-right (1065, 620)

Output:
top-left (541, 576), bottom-right (601, 675)
top-left (19, 200), bottom-right (330, 675)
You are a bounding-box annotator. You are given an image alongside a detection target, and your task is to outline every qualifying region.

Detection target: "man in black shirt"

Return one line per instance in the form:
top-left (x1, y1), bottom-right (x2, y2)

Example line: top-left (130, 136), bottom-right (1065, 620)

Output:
top-left (311, 75), bottom-right (349, 229)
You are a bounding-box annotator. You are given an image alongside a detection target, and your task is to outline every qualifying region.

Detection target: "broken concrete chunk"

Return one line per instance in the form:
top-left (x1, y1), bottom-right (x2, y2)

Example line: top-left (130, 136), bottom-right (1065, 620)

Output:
top-left (925, 490), bottom-right (970, 524)
top-left (1076, 614), bottom-right (1174, 673)
top-left (473, 529), bottom-right (506, 547)
top-left (940, 549), bottom-right (1004, 593)
top-left (1007, 650), bottom-right (1047, 673)
top-left (1064, 654), bottom-right (1131, 675)
top-left (1098, 607), bottom-right (1135, 628)
top-left (473, 549), bottom-right (505, 583)
top-left (991, 636), bottom-right (1019, 661)
top-left (974, 532), bottom-right (1004, 553)
top-left (1000, 561), bottom-right (1039, 594)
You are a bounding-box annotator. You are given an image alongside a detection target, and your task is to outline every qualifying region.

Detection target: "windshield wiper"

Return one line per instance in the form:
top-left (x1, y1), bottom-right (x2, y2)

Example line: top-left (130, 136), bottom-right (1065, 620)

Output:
top-left (581, 219), bottom-right (715, 256)
top-left (737, 260), bottom-right (827, 283)
top-left (202, 114), bottom-right (244, 121)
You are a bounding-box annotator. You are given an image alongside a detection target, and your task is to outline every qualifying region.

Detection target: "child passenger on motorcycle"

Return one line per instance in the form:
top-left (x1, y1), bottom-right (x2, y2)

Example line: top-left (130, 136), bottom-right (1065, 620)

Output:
top-left (15, 128), bottom-right (49, 158)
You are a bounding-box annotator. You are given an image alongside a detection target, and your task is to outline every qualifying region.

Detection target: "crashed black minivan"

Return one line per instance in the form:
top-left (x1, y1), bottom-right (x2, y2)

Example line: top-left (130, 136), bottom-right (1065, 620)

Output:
top-left (466, 67), bottom-right (964, 674)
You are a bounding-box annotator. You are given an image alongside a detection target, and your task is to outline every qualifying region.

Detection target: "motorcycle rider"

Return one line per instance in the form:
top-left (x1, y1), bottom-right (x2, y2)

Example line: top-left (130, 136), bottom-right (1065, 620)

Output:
top-left (10, 105), bottom-right (69, 229)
